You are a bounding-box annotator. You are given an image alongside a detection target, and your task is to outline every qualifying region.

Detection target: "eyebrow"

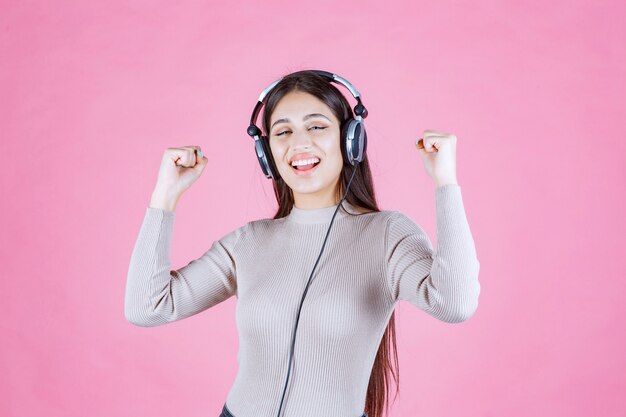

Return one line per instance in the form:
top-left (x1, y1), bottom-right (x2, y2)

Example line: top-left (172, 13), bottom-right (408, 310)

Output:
top-left (271, 113), bottom-right (331, 130)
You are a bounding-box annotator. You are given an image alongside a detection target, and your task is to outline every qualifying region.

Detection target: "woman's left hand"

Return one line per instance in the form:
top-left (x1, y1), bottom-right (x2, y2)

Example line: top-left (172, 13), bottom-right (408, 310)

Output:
top-left (415, 129), bottom-right (459, 187)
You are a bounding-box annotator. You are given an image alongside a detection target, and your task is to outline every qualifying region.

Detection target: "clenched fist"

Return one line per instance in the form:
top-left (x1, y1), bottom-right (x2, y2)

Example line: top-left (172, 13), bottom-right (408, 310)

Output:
top-left (150, 146), bottom-right (208, 211)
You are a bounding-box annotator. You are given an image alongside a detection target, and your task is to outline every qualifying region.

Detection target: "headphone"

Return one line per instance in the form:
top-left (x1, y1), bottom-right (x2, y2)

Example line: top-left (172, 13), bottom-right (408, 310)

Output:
top-left (245, 70), bottom-right (370, 417)
top-left (246, 69), bottom-right (369, 180)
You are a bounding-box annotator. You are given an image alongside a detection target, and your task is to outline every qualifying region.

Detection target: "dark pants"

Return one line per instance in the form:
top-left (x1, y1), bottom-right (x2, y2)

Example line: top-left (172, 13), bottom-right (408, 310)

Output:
top-left (219, 402), bottom-right (368, 417)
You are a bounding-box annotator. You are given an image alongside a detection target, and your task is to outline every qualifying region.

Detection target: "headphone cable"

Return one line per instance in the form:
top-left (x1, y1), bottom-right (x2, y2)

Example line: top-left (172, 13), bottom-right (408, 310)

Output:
top-left (275, 163), bottom-right (360, 417)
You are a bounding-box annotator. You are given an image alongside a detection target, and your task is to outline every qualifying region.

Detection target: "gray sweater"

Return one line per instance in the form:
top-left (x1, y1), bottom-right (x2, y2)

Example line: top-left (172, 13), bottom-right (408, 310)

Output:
top-left (125, 184), bottom-right (481, 417)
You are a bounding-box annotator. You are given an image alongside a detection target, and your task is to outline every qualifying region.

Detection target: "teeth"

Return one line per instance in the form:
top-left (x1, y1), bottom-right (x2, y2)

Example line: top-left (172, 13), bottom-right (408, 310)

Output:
top-left (291, 158), bottom-right (320, 167)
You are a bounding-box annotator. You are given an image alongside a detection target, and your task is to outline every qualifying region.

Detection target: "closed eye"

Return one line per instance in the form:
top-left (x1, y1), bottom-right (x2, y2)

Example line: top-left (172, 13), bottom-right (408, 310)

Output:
top-left (276, 126), bottom-right (327, 136)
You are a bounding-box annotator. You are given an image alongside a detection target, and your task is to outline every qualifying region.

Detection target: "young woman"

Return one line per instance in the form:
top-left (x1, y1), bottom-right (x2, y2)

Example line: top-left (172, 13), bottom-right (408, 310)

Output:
top-left (125, 70), bottom-right (481, 417)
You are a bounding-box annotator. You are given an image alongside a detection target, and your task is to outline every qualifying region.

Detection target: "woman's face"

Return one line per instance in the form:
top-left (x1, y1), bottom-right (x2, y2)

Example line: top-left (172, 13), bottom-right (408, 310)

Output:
top-left (268, 90), bottom-right (344, 209)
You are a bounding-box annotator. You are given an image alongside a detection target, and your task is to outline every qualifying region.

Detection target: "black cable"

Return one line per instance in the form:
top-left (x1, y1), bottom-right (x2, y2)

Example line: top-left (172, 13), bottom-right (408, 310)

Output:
top-left (275, 163), bottom-right (360, 417)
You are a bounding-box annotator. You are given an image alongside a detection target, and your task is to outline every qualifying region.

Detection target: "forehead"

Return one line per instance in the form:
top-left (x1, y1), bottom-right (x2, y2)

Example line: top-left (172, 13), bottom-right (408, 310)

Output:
top-left (270, 91), bottom-right (337, 123)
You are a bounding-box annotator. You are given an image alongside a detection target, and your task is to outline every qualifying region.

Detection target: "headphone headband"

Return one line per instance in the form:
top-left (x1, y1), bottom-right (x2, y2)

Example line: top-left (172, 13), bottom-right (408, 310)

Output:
top-left (247, 69), bottom-right (367, 138)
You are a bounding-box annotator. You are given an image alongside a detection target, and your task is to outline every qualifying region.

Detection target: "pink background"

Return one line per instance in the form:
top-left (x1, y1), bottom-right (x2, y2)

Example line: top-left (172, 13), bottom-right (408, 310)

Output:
top-left (1, 1), bottom-right (624, 416)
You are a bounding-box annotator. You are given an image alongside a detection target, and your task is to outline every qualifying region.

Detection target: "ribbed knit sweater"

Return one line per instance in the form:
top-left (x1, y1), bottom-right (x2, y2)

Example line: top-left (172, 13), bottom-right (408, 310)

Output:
top-left (124, 183), bottom-right (481, 417)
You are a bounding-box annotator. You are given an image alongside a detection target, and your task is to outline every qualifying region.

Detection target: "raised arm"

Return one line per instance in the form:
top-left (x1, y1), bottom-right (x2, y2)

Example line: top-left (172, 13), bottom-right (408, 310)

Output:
top-left (385, 184), bottom-right (481, 323)
top-left (124, 207), bottom-right (244, 327)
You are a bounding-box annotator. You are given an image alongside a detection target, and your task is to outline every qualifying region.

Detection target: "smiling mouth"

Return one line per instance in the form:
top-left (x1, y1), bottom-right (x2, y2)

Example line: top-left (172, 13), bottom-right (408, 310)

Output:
top-left (290, 160), bottom-right (321, 175)
top-left (291, 161), bottom-right (320, 171)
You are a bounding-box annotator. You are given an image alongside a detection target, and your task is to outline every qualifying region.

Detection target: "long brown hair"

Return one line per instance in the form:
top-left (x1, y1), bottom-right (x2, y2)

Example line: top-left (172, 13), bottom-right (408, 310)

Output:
top-left (260, 69), bottom-right (399, 417)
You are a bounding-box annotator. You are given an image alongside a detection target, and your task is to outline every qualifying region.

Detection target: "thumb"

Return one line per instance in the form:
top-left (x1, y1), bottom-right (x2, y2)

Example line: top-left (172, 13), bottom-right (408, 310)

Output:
top-left (193, 154), bottom-right (208, 172)
top-left (190, 148), bottom-right (208, 170)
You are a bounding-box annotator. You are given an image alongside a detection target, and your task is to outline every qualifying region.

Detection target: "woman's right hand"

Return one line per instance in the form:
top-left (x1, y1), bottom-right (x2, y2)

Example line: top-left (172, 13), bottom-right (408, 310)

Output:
top-left (153, 146), bottom-right (209, 200)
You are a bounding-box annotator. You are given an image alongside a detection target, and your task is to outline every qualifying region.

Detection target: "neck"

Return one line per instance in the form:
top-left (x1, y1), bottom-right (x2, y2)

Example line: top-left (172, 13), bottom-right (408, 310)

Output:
top-left (292, 181), bottom-right (343, 210)
top-left (287, 201), bottom-right (357, 224)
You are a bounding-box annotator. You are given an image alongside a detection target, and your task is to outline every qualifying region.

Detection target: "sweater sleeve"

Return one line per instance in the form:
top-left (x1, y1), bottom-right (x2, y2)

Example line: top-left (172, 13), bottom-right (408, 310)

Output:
top-left (124, 207), bottom-right (244, 327)
top-left (385, 184), bottom-right (481, 323)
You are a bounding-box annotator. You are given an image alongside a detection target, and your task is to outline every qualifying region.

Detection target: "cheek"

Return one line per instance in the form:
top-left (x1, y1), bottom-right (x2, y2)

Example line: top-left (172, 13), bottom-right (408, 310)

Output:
top-left (329, 136), bottom-right (344, 166)
top-left (269, 141), bottom-right (284, 161)
top-left (325, 142), bottom-right (344, 176)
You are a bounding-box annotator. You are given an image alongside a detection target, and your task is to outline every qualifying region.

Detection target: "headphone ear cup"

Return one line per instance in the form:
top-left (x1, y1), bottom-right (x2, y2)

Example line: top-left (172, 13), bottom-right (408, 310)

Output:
top-left (341, 118), bottom-right (367, 165)
top-left (260, 135), bottom-right (281, 180)
top-left (360, 124), bottom-right (367, 163)
top-left (254, 136), bottom-right (271, 178)
top-left (341, 119), bottom-right (355, 165)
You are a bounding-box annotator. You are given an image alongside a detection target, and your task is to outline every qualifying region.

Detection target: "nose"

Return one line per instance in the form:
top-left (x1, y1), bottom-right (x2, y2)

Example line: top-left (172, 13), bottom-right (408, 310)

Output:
top-left (290, 128), bottom-right (314, 150)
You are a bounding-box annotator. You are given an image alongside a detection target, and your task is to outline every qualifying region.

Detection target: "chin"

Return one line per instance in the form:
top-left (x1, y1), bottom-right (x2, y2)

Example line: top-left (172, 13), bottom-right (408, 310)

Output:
top-left (278, 162), bottom-right (342, 192)
top-left (286, 181), bottom-right (326, 194)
